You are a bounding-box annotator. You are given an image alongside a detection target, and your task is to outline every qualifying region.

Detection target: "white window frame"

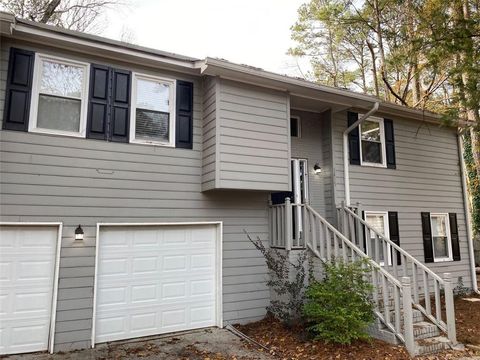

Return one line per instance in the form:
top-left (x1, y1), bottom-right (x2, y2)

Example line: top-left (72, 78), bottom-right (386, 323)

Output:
top-left (430, 213), bottom-right (453, 262)
top-left (29, 53), bottom-right (90, 138)
top-left (359, 116), bottom-right (387, 168)
top-left (290, 115), bottom-right (301, 138)
top-left (130, 72), bottom-right (176, 147)
top-left (364, 211), bottom-right (391, 266)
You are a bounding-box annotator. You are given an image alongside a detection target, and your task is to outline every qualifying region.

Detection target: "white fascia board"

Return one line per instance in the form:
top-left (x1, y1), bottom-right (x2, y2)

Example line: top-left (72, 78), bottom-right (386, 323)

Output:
top-left (7, 22), bottom-right (204, 75)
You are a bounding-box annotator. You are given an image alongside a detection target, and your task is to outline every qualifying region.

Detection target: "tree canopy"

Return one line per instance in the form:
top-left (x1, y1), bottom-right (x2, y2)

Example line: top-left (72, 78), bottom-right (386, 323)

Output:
top-left (290, 0), bottom-right (480, 237)
top-left (2, 0), bottom-right (121, 32)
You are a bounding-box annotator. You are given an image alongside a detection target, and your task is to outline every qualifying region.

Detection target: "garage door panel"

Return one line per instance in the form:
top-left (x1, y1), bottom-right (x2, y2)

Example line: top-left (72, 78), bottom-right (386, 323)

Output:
top-left (0, 225), bottom-right (58, 355)
top-left (95, 224), bottom-right (219, 344)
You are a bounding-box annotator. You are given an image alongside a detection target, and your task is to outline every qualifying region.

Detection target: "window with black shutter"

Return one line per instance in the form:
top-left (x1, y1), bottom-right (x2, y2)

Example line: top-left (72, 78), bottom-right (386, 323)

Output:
top-left (348, 112), bottom-right (396, 168)
top-left (421, 212), bottom-right (460, 262)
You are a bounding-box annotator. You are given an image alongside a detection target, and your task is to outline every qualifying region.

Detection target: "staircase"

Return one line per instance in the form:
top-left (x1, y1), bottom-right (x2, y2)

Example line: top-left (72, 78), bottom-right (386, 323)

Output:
top-left (268, 199), bottom-right (459, 356)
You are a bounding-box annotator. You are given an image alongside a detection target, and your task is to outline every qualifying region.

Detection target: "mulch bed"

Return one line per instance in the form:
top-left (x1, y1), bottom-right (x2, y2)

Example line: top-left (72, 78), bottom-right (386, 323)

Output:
top-left (454, 293), bottom-right (480, 346)
top-left (237, 311), bottom-right (480, 359)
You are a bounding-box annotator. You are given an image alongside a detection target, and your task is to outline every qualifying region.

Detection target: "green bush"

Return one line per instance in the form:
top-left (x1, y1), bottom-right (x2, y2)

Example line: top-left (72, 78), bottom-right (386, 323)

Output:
top-left (303, 259), bottom-right (375, 344)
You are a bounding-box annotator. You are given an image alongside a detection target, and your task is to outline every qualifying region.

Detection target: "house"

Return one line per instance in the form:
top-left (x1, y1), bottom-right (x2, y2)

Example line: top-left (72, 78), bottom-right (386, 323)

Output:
top-left (0, 12), bottom-right (477, 357)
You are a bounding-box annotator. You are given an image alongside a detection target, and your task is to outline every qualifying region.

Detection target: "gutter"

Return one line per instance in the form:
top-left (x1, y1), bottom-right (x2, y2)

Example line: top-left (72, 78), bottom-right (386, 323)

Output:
top-left (458, 134), bottom-right (479, 294)
top-left (343, 102), bottom-right (380, 207)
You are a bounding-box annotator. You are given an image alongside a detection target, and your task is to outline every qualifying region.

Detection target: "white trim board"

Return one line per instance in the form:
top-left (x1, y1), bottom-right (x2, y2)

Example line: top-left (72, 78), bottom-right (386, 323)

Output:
top-left (0, 221), bottom-right (63, 354)
top-left (91, 221), bottom-right (223, 348)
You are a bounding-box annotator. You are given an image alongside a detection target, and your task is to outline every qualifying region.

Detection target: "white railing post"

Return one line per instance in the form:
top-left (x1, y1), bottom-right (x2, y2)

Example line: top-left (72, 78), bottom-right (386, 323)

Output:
top-left (268, 200), bottom-right (273, 247)
top-left (340, 200), bottom-right (346, 236)
top-left (443, 273), bottom-right (457, 345)
top-left (285, 197), bottom-right (292, 251)
top-left (402, 276), bottom-right (415, 357)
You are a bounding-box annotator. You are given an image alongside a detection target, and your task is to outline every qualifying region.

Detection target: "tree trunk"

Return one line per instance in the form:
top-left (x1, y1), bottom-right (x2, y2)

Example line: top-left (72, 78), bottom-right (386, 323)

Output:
top-left (40, 0), bottom-right (62, 23)
top-left (366, 40), bottom-right (380, 97)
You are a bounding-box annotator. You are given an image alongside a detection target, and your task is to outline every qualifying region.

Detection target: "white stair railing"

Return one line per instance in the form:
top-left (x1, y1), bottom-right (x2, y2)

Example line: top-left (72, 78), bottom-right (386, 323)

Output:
top-left (337, 204), bottom-right (457, 345)
top-left (300, 204), bottom-right (415, 354)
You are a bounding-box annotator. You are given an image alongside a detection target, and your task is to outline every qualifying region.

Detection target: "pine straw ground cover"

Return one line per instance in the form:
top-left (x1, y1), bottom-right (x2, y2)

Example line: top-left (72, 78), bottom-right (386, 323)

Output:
top-left (236, 305), bottom-right (480, 360)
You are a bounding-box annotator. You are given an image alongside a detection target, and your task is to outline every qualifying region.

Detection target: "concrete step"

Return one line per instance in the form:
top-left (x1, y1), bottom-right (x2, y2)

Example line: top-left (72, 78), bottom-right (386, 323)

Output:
top-left (413, 321), bottom-right (441, 340)
top-left (416, 336), bottom-right (451, 356)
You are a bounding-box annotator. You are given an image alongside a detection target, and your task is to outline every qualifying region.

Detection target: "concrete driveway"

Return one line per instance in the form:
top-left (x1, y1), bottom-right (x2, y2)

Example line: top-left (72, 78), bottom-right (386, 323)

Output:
top-left (2, 328), bottom-right (273, 360)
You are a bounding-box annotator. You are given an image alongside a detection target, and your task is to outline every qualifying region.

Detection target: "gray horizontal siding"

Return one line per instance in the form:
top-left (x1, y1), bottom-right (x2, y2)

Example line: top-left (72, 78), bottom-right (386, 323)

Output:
top-left (0, 41), bottom-right (271, 351)
top-left (216, 79), bottom-right (290, 191)
top-left (290, 109), bottom-right (327, 217)
top-left (202, 76), bottom-right (217, 191)
top-left (331, 110), bottom-right (472, 287)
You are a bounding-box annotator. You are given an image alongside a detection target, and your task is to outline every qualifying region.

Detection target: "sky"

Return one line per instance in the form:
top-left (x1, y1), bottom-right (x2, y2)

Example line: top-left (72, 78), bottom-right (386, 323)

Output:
top-left (102, 0), bottom-right (308, 76)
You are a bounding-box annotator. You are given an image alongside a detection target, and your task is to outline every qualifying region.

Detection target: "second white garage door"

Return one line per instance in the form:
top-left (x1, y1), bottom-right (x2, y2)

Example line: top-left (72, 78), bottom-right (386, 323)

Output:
top-left (94, 224), bottom-right (220, 344)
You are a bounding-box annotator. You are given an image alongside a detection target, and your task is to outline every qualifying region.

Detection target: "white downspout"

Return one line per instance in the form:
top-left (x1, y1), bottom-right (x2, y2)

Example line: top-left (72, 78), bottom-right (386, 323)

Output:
top-left (458, 134), bottom-right (479, 294)
top-left (343, 102), bottom-right (380, 206)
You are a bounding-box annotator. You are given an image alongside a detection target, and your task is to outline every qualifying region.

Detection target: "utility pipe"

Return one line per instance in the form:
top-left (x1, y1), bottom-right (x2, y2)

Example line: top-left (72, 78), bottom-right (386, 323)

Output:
top-left (343, 102), bottom-right (380, 206)
top-left (458, 134), bottom-right (479, 294)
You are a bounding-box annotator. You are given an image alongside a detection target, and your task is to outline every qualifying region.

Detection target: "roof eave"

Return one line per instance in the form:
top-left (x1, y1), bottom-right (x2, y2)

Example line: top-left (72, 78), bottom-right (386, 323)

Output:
top-left (202, 57), bottom-right (453, 126)
top-left (1, 14), bottom-right (203, 75)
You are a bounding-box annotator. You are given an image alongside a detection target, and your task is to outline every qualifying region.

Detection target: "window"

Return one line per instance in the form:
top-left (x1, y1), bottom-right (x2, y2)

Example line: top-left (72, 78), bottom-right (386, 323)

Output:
top-left (359, 117), bottom-right (386, 167)
top-left (365, 211), bottom-right (391, 266)
top-left (29, 54), bottom-right (89, 137)
top-left (290, 116), bottom-right (301, 137)
top-left (430, 214), bottom-right (452, 262)
top-left (130, 73), bottom-right (175, 146)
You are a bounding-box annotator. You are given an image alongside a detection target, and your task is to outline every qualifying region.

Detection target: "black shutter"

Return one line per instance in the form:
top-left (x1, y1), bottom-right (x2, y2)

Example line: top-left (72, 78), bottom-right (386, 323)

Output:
top-left (421, 212), bottom-right (434, 263)
top-left (347, 112), bottom-right (360, 165)
top-left (388, 211), bottom-right (401, 265)
top-left (384, 119), bottom-right (396, 169)
top-left (87, 64), bottom-right (109, 140)
top-left (3, 48), bottom-right (35, 131)
top-left (175, 80), bottom-right (193, 149)
top-left (449, 213), bottom-right (461, 261)
top-left (87, 66), bottom-right (130, 142)
top-left (110, 69), bottom-right (130, 143)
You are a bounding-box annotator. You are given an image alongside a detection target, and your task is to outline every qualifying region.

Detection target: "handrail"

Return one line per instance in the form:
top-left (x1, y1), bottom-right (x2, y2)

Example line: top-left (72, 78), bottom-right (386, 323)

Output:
top-left (342, 206), bottom-right (444, 283)
top-left (302, 204), bottom-right (412, 352)
top-left (305, 205), bottom-right (401, 286)
top-left (268, 200), bottom-right (417, 354)
top-left (337, 205), bottom-right (457, 345)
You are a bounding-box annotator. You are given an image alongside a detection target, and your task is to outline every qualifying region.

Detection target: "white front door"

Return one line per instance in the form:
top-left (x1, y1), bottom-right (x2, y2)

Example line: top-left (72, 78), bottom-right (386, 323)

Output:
top-left (0, 225), bottom-right (59, 355)
top-left (291, 159), bottom-right (309, 241)
top-left (94, 224), bottom-right (219, 344)
top-left (291, 159), bottom-right (309, 206)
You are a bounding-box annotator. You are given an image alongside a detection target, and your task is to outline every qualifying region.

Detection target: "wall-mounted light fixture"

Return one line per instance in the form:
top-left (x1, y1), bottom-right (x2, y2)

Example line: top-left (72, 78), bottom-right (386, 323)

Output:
top-left (313, 163), bottom-right (322, 174)
top-left (75, 225), bottom-right (84, 241)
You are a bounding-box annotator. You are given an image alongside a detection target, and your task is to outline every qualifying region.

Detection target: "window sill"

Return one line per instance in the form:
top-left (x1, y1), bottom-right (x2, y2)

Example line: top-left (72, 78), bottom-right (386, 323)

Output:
top-left (433, 257), bottom-right (453, 263)
top-left (359, 162), bottom-right (387, 168)
top-left (29, 127), bottom-right (86, 138)
top-left (130, 139), bottom-right (175, 147)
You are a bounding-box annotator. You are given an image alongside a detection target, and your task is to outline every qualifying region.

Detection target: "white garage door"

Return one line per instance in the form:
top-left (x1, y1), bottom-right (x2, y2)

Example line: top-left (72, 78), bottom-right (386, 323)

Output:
top-left (0, 225), bottom-right (59, 355)
top-left (94, 224), bottom-right (220, 344)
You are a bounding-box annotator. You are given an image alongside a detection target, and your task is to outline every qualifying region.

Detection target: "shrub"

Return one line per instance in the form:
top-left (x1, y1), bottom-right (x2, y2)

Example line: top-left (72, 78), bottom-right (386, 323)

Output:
top-left (454, 276), bottom-right (471, 297)
top-left (303, 259), bottom-right (375, 344)
top-left (245, 230), bottom-right (313, 325)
